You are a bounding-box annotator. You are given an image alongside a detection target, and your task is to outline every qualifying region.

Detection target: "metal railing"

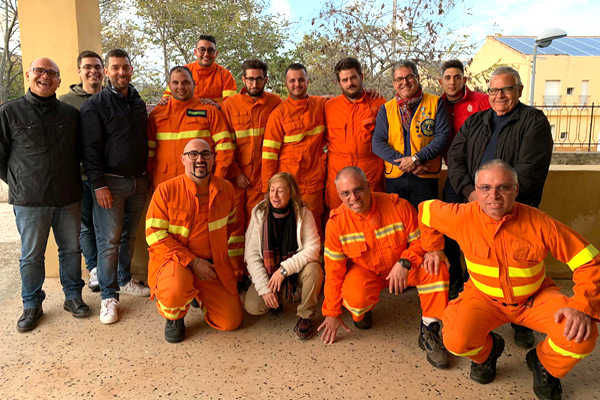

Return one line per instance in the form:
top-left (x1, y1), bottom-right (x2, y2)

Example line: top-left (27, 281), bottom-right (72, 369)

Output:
top-left (535, 103), bottom-right (598, 152)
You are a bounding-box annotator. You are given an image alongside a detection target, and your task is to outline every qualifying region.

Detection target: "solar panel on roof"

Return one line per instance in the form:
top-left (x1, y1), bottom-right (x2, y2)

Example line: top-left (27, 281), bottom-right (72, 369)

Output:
top-left (495, 37), bottom-right (600, 56)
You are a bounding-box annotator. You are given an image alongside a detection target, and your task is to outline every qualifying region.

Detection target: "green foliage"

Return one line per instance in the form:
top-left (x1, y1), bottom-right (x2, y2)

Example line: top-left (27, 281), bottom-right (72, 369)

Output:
top-left (1, 0), bottom-right (23, 103)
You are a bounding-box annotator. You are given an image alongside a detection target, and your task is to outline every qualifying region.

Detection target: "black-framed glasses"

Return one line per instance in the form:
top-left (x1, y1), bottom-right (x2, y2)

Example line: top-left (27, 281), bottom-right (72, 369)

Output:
top-left (31, 67), bottom-right (59, 78)
top-left (487, 86), bottom-right (515, 96)
top-left (243, 76), bottom-right (265, 83)
top-left (393, 74), bottom-right (416, 84)
top-left (184, 150), bottom-right (212, 161)
top-left (196, 47), bottom-right (216, 55)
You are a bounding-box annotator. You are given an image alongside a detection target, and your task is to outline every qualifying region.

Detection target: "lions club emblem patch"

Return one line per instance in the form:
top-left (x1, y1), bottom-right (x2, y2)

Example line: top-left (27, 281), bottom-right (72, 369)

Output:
top-left (420, 118), bottom-right (435, 137)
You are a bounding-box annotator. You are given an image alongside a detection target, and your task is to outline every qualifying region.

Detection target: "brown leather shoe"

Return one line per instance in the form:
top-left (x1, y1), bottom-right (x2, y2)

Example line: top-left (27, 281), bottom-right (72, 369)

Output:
top-left (294, 317), bottom-right (316, 340)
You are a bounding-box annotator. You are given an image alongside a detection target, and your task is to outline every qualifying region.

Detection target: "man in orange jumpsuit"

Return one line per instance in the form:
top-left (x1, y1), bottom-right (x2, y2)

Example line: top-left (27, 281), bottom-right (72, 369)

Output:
top-left (262, 63), bottom-right (327, 231)
top-left (148, 66), bottom-right (234, 187)
top-left (324, 57), bottom-right (386, 210)
top-left (222, 59), bottom-right (281, 227)
top-left (162, 35), bottom-right (237, 105)
top-left (318, 166), bottom-right (450, 369)
top-left (419, 159), bottom-right (599, 400)
top-left (145, 138), bottom-right (244, 343)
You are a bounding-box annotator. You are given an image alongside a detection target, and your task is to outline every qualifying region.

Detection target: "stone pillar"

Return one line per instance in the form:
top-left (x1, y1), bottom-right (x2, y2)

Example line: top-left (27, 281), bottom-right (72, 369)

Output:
top-left (18, 0), bottom-right (102, 277)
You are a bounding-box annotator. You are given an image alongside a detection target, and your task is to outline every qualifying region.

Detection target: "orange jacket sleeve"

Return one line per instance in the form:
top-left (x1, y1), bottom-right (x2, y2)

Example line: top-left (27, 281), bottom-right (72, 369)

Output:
top-left (145, 184), bottom-right (197, 268)
top-left (322, 215), bottom-right (348, 317)
top-left (418, 199), bottom-right (463, 252)
top-left (221, 70), bottom-right (237, 100)
top-left (225, 191), bottom-right (245, 280)
top-left (261, 108), bottom-right (284, 191)
top-left (209, 107), bottom-right (235, 178)
top-left (220, 98), bottom-right (243, 179)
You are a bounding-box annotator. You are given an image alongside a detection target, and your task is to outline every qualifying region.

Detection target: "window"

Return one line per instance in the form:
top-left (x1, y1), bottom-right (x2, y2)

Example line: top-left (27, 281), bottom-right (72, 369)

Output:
top-left (566, 87), bottom-right (574, 95)
top-left (581, 80), bottom-right (590, 105)
top-left (544, 81), bottom-right (561, 105)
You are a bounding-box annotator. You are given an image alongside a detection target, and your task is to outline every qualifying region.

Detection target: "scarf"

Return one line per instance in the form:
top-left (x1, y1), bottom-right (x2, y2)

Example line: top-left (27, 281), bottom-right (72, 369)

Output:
top-left (396, 87), bottom-right (423, 133)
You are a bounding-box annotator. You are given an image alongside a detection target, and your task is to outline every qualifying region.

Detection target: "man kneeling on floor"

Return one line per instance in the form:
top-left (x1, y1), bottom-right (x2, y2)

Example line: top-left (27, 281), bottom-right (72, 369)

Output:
top-left (419, 159), bottom-right (599, 400)
top-left (146, 138), bottom-right (245, 343)
top-left (318, 166), bottom-right (450, 369)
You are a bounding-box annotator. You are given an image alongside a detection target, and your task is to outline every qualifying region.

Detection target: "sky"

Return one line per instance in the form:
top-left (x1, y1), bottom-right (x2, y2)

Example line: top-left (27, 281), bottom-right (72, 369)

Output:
top-left (269, 0), bottom-right (600, 55)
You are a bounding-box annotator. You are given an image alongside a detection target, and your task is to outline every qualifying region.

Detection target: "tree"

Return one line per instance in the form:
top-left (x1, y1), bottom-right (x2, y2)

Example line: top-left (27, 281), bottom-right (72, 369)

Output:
top-left (0, 0), bottom-right (23, 103)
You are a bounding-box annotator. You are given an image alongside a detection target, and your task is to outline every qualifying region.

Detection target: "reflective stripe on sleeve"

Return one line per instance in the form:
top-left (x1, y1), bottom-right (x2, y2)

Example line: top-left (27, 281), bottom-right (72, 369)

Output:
top-left (235, 128), bottom-right (264, 139)
top-left (156, 130), bottom-right (211, 140)
top-left (421, 200), bottom-right (434, 227)
top-left (228, 235), bottom-right (245, 244)
top-left (408, 229), bottom-right (421, 242)
top-left (222, 90), bottom-right (237, 98)
top-left (374, 222), bottom-right (405, 239)
top-left (215, 142), bottom-right (234, 151)
top-left (324, 247), bottom-right (345, 261)
top-left (262, 151), bottom-right (278, 160)
top-left (263, 139), bottom-right (281, 149)
top-left (208, 215), bottom-right (228, 231)
top-left (146, 230), bottom-right (168, 246)
top-left (146, 218), bottom-right (169, 230)
top-left (339, 232), bottom-right (365, 244)
top-left (567, 244), bottom-right (599, 271)
top-left (283, 125), bottom-right (325, 144)
top-left (228, 248), bottom-right (244, 257)
top-left (168, 224), bottom-right (190, 238)
top-left (212, 130), bottom-right (232, 142)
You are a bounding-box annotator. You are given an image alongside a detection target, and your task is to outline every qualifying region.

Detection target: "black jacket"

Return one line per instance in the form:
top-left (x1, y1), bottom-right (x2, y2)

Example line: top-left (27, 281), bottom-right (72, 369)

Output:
top-left (447, 102), bottom-right (553, 207)
top-left (0, 90), bottom-right (82, 206)
top-left (80, 84), bottom-right (148, 189)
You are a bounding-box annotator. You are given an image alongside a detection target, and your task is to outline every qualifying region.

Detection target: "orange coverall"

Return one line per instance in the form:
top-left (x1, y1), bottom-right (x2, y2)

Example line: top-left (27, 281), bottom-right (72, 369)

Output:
top-left (324, 93), bottom-right (386, 209)
top-left (221, 89), bottom-right (282, 226)
top-left (147, 97), bottom-right (234, 186)
top-left (145, 174), bottom-right (244, 330)
top-left (419, 200), bottom-right (600, 378)
top-left (323, 192), bottom-right (449, 321)
top-left (163, 62), bottom-right (237, 103)
top-left (262, 96), bottom-right (327, 230)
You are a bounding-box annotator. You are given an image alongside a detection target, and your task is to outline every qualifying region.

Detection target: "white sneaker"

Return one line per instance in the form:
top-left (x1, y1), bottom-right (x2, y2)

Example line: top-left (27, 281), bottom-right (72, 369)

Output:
top-left (88, 268), bottom-right (99, 292)
top-left (100, 298), bottom-right (119, 324)
top-left (119, 279), bottom-right (150, 297)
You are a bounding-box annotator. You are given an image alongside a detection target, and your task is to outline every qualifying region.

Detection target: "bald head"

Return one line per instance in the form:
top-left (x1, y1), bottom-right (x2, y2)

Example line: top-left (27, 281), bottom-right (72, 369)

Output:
top-left (335, 166), bottom-right (371, 214)
top-left (183, 138), bottom-right (211, 153)
top-left (27, 57), bottom-right (61, 97)
top-left (335, 166), bottom-right (368, 188)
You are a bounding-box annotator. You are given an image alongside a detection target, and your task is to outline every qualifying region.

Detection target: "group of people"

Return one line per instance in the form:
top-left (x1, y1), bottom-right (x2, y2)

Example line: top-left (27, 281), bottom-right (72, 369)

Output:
top-left (1, 33), bottom-right (598, 400)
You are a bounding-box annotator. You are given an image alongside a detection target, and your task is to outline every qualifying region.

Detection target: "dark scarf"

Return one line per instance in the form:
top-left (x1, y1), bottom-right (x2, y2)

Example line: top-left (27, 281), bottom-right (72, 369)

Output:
top-left (396, 87), bottom-right (423, 133)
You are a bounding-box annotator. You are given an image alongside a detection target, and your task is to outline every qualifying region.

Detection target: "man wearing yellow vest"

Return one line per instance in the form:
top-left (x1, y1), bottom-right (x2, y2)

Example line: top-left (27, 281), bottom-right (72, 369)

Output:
top-left (372, 60), bottom-right (449, 208)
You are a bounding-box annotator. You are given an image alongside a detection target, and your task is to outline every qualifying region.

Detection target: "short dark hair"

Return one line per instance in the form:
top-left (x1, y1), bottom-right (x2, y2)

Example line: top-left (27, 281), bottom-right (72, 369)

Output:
top-left (441, 59), bottom-right (464, 74)
top-left (285, 62), bottom-right (307, 76)
top-left (77, 50), bottom-right (103, 68)
top-left (105, 49), bottom-right (131, 65)
top-left (334, 57), bottom-right (362, 81)
top-left (241, 59), bottom-right (268, 76)
top-left (391, 60), bottom-right (418, 78)
top-left (197, 35), bottom-right (217, 45)
top-left (169, 65), bottom-right (194, 82)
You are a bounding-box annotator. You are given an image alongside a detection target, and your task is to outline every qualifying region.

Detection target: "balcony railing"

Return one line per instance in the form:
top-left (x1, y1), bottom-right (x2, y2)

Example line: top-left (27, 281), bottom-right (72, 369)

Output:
top-left (543, 95), bottom-right (562, 106)
top-left (534, 103), bottom-right (598, 152)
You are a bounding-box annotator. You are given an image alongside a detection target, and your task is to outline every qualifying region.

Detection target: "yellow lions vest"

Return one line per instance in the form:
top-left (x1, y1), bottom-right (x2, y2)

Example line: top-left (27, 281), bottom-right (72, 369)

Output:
top-left (384, 93), bottom-right (441, 179)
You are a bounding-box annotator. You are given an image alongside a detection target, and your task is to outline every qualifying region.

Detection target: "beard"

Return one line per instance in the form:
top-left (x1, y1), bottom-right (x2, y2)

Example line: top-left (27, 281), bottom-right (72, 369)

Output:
top-left (343, 86), bottom-right (363, 100)
top-left (191, 161), bottom-right (209, 179)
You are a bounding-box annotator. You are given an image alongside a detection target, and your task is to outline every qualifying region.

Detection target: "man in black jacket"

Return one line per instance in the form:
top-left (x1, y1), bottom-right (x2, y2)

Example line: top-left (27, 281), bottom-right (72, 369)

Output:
top-left (80, 49), bottom-right (150, 325)
top-left (0, 57), bottom-right (90, 332)
top-left (447, 65), bottom-right (553, 349)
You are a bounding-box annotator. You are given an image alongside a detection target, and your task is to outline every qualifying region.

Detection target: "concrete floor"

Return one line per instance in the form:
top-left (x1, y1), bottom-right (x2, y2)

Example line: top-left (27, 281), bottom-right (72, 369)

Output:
top-left (1, 203), bottom-right (599, 400)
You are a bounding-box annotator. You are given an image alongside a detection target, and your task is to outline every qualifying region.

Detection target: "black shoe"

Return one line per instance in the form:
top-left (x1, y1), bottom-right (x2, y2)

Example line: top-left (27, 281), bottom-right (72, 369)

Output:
top-left (418, 321), bottom-right (449, 369)
top-left (353, 311), bottom-right (372, 330)
top-left (294, 317), bottom-right (317, 340)
top-left (527, 349), bottom-right (562, 400)
top-left (513, 323), bottom-right (536, 349)
top-left (470, 332), bottom-right (505, 384)
top-left (63, 298), bottom-right (91, 318)
top-left (165, 318), bottom-right (185, 343)
top-left (17, 306), bottom-right (43, 333)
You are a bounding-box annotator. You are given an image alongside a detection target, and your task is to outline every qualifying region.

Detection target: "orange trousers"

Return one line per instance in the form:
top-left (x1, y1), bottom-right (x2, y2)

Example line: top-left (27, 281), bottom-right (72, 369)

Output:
top-left (442, 282), bottom-right (598, 378)
top-left (300, 189), bottom-right (324, 238)
top-left (233, 184), bottom-right (264, 229)
top-left (153, 261), bottom-right (243, 331)
top-left (341, 265), bottom-right (449, 322)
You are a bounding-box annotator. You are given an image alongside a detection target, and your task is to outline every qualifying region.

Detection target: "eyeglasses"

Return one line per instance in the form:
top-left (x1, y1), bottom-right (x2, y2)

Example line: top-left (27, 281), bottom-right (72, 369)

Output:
top-left (31, 67), bottom-right (59, 78)
top-left (183, 150), bottom-right (212, 161)
top-left (393, 74), bottom-right (416, 84)
top-left (81, 64), bottom-right (103, 71)
top-left (339, 186), bottom-right (367, 199)
top-left (196, 47), bottom-right (216, 55)
top-left (487, 86), bottom-right (515, 96)
top-left (475, 184), bottom-right (516, 194)
top-left (243, 76), bottom-right (265, 83)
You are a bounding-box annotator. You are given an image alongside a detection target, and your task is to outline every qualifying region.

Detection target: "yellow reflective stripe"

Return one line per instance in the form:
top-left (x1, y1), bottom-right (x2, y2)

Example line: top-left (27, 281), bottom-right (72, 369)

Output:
top-left (470, 276), bottom-right (504, 297)
top-left (567, 244), bottom-right (599, 271)
top-left (508, 261), bottom-right (544, 278)
top-left (465, 258), bottom-right (499, 278)
top-left (283, 125), bottom-right (325, 144)
top-left (148, 150), bottom-right (156, 157)
top-left (339, 232), bottom-right (365, 244)
top-left (156, 130), bottom-right (211, 140)
top-left (324, 247), bottom-right (346, 261)
top-left (235, 128), bottom-right (264, 139)
top-left (421, 200), bottom-right (434, 227)
top-left (374, 222), bottom-right (405, 239)
top-left (145, 218), bottom-right (169, 230)
top-left (146, 230), bottom-right (168, 246)
top-left (548, 338), bottom-right (591, 360)
top-left (448, 345), bottom-right (484, 357)
top-left (222, 90), bottom-right (237, 97)
top-left (212, 130), bottom-right (231, 142)
top-left (215, 142), bottom-right (234, 151)
top-left (157, 298), bottom-right (192, 319)
top-left (263, 139), bottom-right (281, 149)
top-left (227, 209), bottom-right (236, 225)
top-left (228, 235), bottom-right (245, 244)
top-left (416, 281), bottom-right (449, 294)
top-left (168, 224), bottom-right (190, 238)
top-left (208, 215), bottom-right (228, 231)
top-left (408, 229), bottom-right (421, 242)
top-left (512, 274), bottom-right (545, 297)
top-left (342, 299), bottom-right (374, 317)
top-left (148, 140), bottom-right (157, 148)
top-left (262, 151), bottom-right (278, 160)
top-left (228, 248), bottom-right (244, 257)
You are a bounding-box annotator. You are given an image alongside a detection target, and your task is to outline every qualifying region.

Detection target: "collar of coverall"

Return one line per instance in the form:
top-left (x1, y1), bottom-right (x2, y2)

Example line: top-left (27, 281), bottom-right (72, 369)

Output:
top-left (240, 87), bottom-right (266, 103)
top-left (475, 200), bottom-right (519, 226)
top-left (183, 173), bottom-right (219, 205)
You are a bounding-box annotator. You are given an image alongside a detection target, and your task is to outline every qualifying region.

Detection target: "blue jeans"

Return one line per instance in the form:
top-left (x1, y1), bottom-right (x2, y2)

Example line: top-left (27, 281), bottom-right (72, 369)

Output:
top-left (14, 202), bottom-right (84, 308)
top-left (385, 174), bottom-right (438, 209)
top-left (93, 175), bottom-right (148, 300)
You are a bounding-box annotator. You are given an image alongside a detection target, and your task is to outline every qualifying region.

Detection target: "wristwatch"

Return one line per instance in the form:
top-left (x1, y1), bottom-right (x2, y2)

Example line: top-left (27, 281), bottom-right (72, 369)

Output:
top-left (398, 258), bottom-right (411, 270)
top-left (411, 154), bottom-right (420, 166)
top-left (280, 266), bottom-right (288, 277)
